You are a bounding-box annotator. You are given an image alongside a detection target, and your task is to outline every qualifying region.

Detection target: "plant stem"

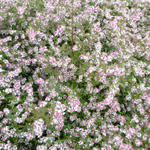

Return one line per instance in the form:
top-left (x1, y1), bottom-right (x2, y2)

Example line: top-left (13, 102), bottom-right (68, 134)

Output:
top-left (71, 0), bottom-right (74, 57)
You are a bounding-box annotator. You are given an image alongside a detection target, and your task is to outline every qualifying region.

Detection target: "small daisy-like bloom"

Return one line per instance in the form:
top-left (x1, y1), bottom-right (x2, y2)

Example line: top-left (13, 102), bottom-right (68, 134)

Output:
top-left (143, 134), bottom-right (148, 141)
top-left (26, 28), bottom-right (37, 42)
top-left (0, 68), bottom-right (3, 73)
top-left (72, 45), bottom-right (78, 52)
top-left (5, 88), bottom-right (12, 94)
top-left (36, 78), bottom-right (45, 85)
top-left (38, 100), bottom-right (47, 107)
top-left (0, 111), bottom-right (4, 118)
top-left (3, 108), bottom-right (10, 115)
top-left (36, 145), bottom-right (47, 150)
top-left (70, 115), bottom-right (77, 121)
top-left (1, 126), bottom-right (9, 135)
top-left (14, 81), bottom-right (21, 90)
top-left (135, 138), bottom-right (142, 146)
top-left (17, 6), bottom-right (26, 15)
top-left (54, 25), bottom-right (65, 36)
top-left (95, 41), bottom-right (102, 53)
top-left (49, 146), bottom-right (57, 150)
top-left (26, 132), bottom-right (34, 141)
top-left (15, 117), bottom-right (24, 124)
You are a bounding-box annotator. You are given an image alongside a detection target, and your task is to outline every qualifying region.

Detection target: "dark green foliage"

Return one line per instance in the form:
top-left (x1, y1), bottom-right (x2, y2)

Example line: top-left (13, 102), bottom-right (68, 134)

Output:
top-left (100, 106), bottom-right (110, 117)
top-left (101, 38), bottom-right (116, 53)
top-left (82, 20), bottom-right (91, 33)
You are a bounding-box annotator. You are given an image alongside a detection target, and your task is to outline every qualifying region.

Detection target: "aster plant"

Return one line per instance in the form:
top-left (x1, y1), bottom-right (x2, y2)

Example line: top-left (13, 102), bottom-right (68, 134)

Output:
top-left (0, 0), bottom-right (150, 149)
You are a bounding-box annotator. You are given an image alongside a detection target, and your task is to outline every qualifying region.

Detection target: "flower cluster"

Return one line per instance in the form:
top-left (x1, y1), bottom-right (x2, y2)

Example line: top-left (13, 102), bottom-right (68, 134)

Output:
top-left (0, 0), bottom-right (150, 149)
top-left (50, 101), bottom-right (66, 131)
top-left (33, 119), bottom-right (45, 138)
top-left (68, 95), bottom-right (81, 113)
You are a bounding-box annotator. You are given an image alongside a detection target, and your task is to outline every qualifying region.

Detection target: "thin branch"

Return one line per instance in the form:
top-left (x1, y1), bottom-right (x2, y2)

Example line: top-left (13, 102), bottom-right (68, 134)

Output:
top-left (71, 0), bottom-right (74, 57)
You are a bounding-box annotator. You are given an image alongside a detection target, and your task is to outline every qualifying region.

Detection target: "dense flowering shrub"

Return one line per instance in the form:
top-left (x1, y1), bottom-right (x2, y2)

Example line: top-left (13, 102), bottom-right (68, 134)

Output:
top-left (0, 0), bottom-right (150, 149)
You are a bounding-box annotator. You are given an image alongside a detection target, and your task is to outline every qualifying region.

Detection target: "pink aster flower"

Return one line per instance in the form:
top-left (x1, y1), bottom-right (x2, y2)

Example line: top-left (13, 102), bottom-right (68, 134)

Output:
top-left (36, 145), bottom-right (47, 150)
top-left (54, 25), bottom-right (65, 36)
top-left (135, 138), bottom-right (142, 146)
top-left (38, 100), bottom-right (47, 107)
top-left (17, 6), bottom-right (26, 15)
top-left (72, 45), bottom-right (78, 52)
top-left (36, 78), bottom-right (45, 85)
top-left (14, 81), bottom-right (21, 90)
top-left (26, 28), bottom-right (37, 42)
top-left (3, 108), bottom-right (10, 115)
